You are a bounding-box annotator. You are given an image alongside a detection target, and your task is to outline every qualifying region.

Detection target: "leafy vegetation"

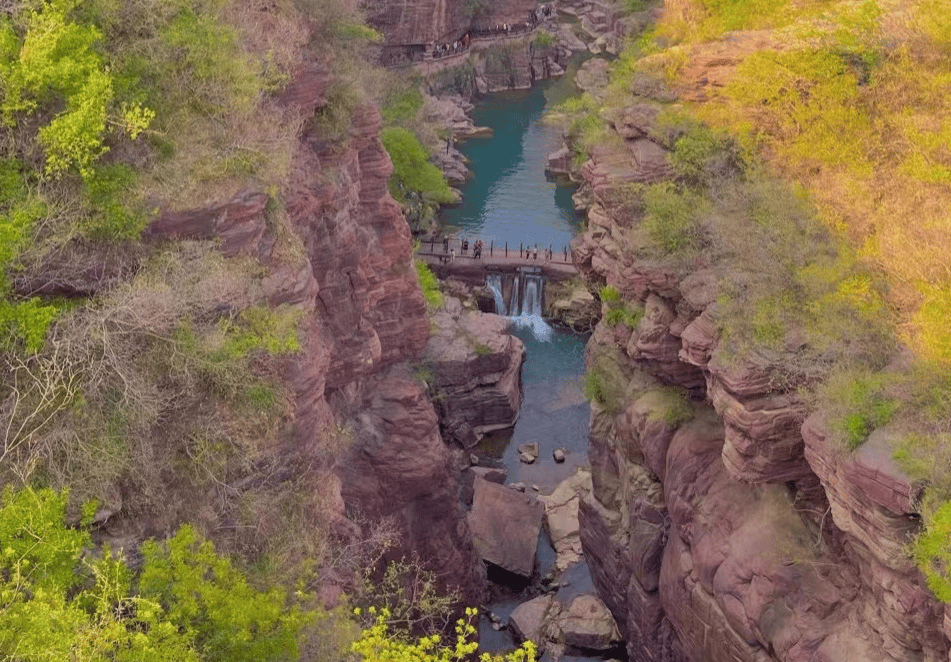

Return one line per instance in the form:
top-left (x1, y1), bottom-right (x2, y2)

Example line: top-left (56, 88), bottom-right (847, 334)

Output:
top-left (415, 259), bottom-right (445, 310)
top-left (0, 486), bottom-right (314, 661)
top-left (581, 349), bottom-right (629, 414)
top-left (351, 607), bottom-right (536, 662)
top-left (382, 128), bottom-right (455, 205)
top-left (599, 284), bottom-right (644, 329)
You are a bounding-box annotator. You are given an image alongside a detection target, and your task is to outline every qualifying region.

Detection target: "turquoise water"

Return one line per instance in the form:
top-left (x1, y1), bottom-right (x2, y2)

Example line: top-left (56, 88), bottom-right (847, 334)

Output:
top-left (439, 67), bottom-right (587, 254)
top-left (452, 64), bottom-right (615, 660)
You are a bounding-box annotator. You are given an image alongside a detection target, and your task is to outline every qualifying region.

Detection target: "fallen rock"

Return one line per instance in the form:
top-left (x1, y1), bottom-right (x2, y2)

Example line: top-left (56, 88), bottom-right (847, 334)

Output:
top-left (556, 594), bottom-right (621, 651)
top-left (518, 441), bottom-right (540, 463)
top-left (468, 477), bottom-right (544, 576)
top-left (539, 469), bottom-right (592, 570)
top-left (546, 146), bottom-right (572, 179)
top-left (553, 448), bottom-right (567, 463)
top-left (462, 465), bottom-right (509, 505)
top-left (549, 286), bottom-right (600, 331)
top-left (510, 595), bottom-right (559, 649)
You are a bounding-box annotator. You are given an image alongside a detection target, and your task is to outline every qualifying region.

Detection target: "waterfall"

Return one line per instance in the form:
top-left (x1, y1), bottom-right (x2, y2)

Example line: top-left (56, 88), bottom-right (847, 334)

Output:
top-left (486, 273), bottom-right (506, 315)
top-left (510, 271), bottom-right (552, 341)
top-left (508, 276), bottom-right (521, 317)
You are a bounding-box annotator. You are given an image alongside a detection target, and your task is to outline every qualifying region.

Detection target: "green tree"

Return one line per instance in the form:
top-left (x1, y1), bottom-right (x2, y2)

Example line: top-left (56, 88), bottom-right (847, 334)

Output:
top-left (381, 127), bottom-right (455, 204)
top-left (138, 525), bottom-right (312, 662)
top-left (0, 486), bottom-right (314, 661)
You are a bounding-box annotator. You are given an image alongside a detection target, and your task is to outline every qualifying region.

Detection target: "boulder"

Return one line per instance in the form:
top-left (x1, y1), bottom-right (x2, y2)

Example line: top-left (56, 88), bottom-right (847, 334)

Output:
top-left (510, 595), bottom-right (559, 649)
top-left (556, 594), bottom-right (621, 651)
top-left (462, 465), bottom-right (509, 505)
top-left (546, 146), bottom-right (572, 179)
top-left (518, 441), bottom-right (540, 463)
top-left (575, 58), bottom-right (610, 99)
top-left (549, 286), bottom-right (600, 331)
top-left (539, 469), bottom-right (592, 570)
top-left (468, 476), bottom-right (544, 576)
top-left (553, 448), bottom-right (566, 463)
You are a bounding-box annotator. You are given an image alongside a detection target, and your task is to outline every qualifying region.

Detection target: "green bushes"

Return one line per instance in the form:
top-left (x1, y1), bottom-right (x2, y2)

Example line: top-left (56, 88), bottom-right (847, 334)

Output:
top-left (913, 500), bottom-right (951, 602)
top-left (381, 86), bottom-right (424, 126)
top-left (599, 285), bottom-right (644, 329)
top-left (414, 259), bottom-right (444, 310)
top-left (581, 350), bottom-right (628, 414)
top-left (0, 487), bottom-right (314, 661)
top-left (382, 127), bottom-right (455, 204)
top-left (819, 369), bottom-right (898, 450)
top-left (533, 31), bottom-right (557, 48)
top-left (639, 182), bottom-right (706, 255)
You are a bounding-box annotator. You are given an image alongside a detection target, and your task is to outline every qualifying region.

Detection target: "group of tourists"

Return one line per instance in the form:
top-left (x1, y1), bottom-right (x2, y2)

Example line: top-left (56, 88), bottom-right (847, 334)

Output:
top-left (470, 22), bottom-right (533, 39)
top-left (522, 244), bottom-right (554, 261)
top-left (432, 34), bottom-right (471, 59)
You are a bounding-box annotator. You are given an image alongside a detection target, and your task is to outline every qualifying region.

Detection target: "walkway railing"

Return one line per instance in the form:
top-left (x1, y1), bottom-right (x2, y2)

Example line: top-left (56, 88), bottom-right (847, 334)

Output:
top-left (418, 236), bottom-right (574, 265)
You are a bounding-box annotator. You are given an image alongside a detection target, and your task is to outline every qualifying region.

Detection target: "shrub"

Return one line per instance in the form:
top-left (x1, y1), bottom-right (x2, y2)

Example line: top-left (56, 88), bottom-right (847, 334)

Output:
top-left (0, 487), bottom-right (316, 660)
top-left (820, 369), bottom-right (899, 450)
top-left (312, 81), bottom-right (361, 147)
top-left (646, 386), bottom-right (694, 426)
top-left (640, 182), bottom-right (705, 254)
top-left (381, 87), bottom-right (424, 126)
top-left (414, 259), bottom-right (444, 310)
top-left (351, 607), bottom-right (536, 662)
top-left (139, 525), bottom-right (312, 662)
top-left (382, 127), bottom-right (455, 204)
top-left (533, 31), bottom-right (557, 48)
top-left (914, 500), bottom-right (951, 603)
top-left (599, 284), bottom-right (622, 304)
top-left (581, 352), bottom-right (628, 414)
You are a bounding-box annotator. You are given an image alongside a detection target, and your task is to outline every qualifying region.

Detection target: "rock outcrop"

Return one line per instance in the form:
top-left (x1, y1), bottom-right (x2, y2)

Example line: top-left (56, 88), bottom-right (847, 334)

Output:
top-left (468, 476), bottom-right (545, 576)
top-left (567, 64), bottom-right (949, 662)
top-left (426, 298), bottom-right (525, 448)
top-left (148, 65), bottom-right (486, 602)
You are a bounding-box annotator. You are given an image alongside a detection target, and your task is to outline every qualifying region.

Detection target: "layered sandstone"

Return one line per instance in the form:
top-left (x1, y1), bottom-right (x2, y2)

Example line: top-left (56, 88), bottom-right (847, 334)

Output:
top-left (569, 67), bottom-right (948, 661)
top-left (146, 65), bottom-right (485, 600)
top-left (425, 298), bottom-right (526, 448)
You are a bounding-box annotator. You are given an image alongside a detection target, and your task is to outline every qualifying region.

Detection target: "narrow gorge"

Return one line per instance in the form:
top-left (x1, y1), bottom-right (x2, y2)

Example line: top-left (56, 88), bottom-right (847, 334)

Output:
top-left (2, 0), bottom-right (951, 660)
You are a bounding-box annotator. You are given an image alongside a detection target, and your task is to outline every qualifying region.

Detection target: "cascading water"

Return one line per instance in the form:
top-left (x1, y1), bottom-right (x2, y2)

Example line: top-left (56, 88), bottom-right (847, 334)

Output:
top-left (486, 273), bottom-right (506, 316)
top-left (510, 272), bottom-right (552, 341)
top-left (508, 276), bottom-right (520, 317)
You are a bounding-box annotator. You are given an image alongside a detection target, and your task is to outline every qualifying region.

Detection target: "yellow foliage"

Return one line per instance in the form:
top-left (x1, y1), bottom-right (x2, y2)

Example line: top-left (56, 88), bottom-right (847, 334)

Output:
top-left (350, 607), bottom-right (536, 662)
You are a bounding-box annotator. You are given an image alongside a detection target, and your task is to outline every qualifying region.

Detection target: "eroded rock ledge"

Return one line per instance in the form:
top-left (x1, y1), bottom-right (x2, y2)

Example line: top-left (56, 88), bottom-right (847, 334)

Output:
top-left (569, 71), bottom-right (948, 662)
top-left (425, 297), bottom-right (526, 448)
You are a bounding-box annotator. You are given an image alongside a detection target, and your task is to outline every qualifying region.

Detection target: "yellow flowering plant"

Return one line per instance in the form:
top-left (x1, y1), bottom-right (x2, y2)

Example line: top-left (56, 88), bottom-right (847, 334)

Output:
top-left (350, 607), bottom-right (537, 662)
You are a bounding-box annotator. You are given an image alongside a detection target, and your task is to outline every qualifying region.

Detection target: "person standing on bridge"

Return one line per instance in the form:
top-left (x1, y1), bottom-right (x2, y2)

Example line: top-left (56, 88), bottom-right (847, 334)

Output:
top-left (450, 248), bottom-right (455, 263)
top-left (533, 245), bottom-right (538, 260)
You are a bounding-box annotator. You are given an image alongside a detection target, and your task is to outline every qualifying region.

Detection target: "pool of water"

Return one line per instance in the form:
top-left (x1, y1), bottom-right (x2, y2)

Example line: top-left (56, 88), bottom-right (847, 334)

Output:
top-left (439, 57), bottom-right (590, 255)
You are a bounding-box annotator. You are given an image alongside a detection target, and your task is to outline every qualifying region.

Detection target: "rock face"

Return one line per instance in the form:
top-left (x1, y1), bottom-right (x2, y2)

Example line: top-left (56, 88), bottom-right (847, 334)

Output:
top-left (426, 299), bottom-right (525, 448)
top-left (468, 476), bottom-right (545, 576)
top-left (568, 65), bottom-right (949, 662)
top-left (148, 65), bottom-right (486, 602)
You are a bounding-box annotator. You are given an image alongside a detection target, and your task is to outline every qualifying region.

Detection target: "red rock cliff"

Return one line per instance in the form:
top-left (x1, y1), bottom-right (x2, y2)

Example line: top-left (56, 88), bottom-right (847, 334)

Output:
top-left (569, 88), bottom-right (949, 662)
top-left (147, 62), bottom-right (485, 602)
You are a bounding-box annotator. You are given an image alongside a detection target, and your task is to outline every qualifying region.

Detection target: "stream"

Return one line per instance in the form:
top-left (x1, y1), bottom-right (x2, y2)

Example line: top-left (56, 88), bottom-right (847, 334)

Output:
top-left (438, 61), bottom-right (617, 661)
